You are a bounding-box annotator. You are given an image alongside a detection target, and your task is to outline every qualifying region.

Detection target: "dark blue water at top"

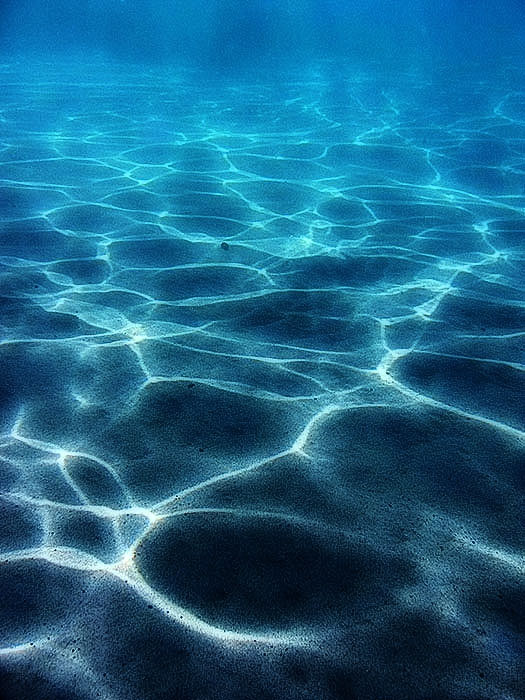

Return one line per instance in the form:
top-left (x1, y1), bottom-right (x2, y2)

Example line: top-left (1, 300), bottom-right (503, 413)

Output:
top-left (0, 2), bottom-right (524, 700)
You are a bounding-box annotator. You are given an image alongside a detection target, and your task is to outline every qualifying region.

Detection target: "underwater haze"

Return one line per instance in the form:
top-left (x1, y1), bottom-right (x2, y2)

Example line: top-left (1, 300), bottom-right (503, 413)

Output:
top-left (0, 1), bottom-right (524, 699)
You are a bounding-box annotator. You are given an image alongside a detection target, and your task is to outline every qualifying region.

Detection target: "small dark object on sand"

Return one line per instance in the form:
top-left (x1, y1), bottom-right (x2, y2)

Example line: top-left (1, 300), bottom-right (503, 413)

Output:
top-left (220, 241), bottom-right (230, 250)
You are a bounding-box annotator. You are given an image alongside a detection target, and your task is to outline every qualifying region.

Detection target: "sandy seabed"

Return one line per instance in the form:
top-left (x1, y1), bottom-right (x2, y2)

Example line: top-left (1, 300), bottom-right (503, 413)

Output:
top-left (0, 59), bottom-right (524, 700)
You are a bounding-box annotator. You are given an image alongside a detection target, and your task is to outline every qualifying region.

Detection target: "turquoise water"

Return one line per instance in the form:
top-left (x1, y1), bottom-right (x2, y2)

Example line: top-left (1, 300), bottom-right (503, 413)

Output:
top-left (0, 3), bottom-right (524, 699)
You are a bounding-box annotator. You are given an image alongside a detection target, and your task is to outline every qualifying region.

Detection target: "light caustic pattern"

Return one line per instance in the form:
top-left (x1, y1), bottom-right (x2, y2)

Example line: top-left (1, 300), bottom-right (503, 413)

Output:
top-left (0, 61), bottom-right (524, 700)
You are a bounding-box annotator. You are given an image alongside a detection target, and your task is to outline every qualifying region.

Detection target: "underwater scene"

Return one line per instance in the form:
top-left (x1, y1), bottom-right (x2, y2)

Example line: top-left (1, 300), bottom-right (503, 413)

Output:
top-left (0, 1), bottom-right (524, 699)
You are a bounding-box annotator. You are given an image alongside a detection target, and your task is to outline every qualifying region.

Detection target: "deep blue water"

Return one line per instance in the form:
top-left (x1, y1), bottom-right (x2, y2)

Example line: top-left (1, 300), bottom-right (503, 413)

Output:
top-left (0, 3), bottom-right (524, 700)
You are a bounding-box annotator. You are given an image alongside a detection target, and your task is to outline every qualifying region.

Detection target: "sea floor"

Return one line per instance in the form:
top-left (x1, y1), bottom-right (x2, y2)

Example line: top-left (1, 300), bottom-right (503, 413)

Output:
top-left (0, 58), bottom-right (524, 700)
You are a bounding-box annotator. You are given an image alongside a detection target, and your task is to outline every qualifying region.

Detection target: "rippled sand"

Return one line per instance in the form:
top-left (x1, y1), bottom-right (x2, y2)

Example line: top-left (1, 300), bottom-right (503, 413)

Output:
top-left (0, 60), bottom-right (524, 700)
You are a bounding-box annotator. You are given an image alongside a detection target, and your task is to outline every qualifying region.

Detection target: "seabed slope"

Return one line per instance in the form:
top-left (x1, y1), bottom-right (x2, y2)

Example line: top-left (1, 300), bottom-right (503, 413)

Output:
top-left (0, 60), bottom-right (524, 699)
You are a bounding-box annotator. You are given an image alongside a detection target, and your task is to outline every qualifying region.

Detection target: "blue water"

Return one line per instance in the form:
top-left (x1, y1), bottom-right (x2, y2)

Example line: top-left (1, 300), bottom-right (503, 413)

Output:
top-left (0, 3), bottom-right (524, 699)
